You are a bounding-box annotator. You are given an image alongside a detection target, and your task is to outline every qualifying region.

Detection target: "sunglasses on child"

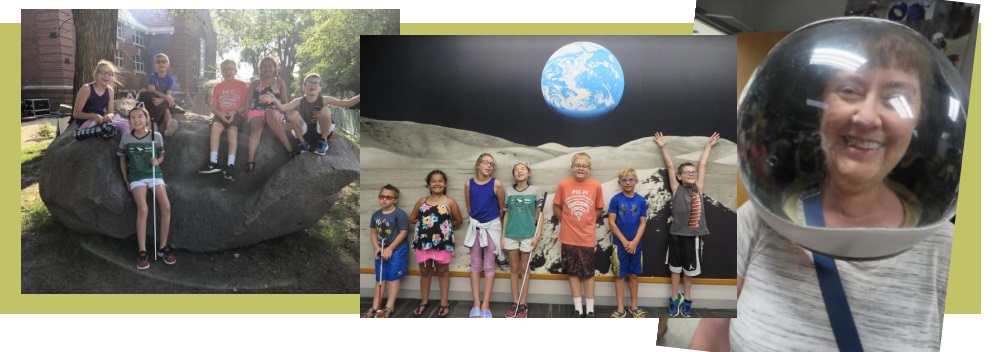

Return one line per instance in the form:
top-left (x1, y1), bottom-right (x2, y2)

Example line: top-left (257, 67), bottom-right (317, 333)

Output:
top-left (378, 195), bottom-right (397, 201)
top-left (619, 178), bottom-right (638, 183)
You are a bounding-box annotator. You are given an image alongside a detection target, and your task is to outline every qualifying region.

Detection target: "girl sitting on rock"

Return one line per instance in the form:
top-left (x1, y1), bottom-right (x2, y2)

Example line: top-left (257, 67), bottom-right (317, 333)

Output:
top-left (72, 60), bottom-right (130, 137)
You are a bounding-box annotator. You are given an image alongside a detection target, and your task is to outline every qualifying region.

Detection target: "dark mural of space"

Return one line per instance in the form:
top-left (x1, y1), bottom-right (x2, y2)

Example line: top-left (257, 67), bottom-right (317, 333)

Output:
top-left (361, 35), bottom-right (736, 147)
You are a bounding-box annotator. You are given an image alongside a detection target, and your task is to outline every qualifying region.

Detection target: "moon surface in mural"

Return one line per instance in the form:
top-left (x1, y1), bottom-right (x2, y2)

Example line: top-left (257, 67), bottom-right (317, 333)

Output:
top-left (541, 41), bottom-right (625, 121)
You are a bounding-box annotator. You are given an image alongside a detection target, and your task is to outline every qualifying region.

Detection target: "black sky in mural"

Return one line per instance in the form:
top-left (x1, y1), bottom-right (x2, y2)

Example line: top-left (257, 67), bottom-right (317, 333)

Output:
top-left (361, 35), bottom-right (736, 147)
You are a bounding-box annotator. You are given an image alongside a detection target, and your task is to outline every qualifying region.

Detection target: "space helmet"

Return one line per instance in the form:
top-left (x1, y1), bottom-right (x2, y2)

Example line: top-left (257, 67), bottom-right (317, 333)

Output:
top-left (737, 17), bottom-right (969, 259)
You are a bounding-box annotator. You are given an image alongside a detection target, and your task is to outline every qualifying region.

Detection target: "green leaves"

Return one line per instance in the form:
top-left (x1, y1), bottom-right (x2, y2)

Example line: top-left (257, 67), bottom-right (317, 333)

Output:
top-left (212, 9), bottom-right (398, 96)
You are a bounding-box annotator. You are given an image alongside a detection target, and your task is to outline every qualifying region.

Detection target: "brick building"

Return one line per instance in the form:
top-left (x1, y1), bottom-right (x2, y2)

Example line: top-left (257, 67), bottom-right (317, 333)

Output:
top-left (21, 9), bottom-right (217, 113)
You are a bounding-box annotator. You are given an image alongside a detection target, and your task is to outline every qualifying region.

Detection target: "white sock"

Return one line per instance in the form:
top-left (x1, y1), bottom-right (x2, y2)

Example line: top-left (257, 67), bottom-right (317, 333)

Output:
top-left (573, 297), bottom-right (582, 313)
top-left (586, 298), bottom-right (595, 314)
top-left (227, 155), bottom-right (236, 166)
top-left (209, 152), bottom-right (218, 164)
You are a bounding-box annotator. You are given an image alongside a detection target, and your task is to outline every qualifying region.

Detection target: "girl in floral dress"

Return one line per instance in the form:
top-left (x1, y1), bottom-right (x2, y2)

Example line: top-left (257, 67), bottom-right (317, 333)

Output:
top-left (408, 170), bottom-right (463, 317)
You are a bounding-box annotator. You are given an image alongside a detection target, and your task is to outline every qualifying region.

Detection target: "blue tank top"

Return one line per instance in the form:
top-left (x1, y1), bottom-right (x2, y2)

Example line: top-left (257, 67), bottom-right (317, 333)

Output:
top-left (78, 83), bottom-right (109, 126)
top-left (468, 177), bottom-right (500, 222)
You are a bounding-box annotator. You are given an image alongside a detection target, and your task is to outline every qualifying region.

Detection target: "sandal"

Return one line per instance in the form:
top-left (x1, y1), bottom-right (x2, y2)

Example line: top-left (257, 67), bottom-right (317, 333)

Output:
top-left (412, 303), bottom-right (428, 318)
top-left (437, 305), bottom-right (452, 318)
top-left (628, 307), bottom-right (647, 318)
top-left (610, 309), bottom-right (627, 318)
top-left (244, 161), bottom-right (256, 173)
top-left (375, 307), bottom-right (393, 318)
top-left (361, 307), bottom-right (377, 318)
top-left (469, 307), bottom-right (481, 318)
top-left (481, 309), bottom-right (493, 318)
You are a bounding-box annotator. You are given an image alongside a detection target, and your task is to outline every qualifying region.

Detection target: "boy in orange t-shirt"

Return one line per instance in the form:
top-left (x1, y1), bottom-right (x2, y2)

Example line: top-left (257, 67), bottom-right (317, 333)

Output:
top-left (198, 59), bottom-right (249, 181)
top-left (553, 152), bottom-right (605, 318)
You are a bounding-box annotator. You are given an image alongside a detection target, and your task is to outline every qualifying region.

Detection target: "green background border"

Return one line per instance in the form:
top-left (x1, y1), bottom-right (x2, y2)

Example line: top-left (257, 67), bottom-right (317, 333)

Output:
top-left (5, 21), bottom-right (979, 313)
top-left (947, 25), bottom-right (981, 314)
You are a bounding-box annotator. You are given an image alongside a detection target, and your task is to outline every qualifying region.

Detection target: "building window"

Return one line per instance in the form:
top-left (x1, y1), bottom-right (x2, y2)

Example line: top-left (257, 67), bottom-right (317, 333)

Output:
top-left (133, 30), bottom-right (146, 47)
top-left (134, 54), bottom-right (145, 73)
top-left (114, 50), bottom-right (123, 68)
top-left (199, 38), bottom-right (206, 77)
top-left (116, 23), bottom-right (123, 39)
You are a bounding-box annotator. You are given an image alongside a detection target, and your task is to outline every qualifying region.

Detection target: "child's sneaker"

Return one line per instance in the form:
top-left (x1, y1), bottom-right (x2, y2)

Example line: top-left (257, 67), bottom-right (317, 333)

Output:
top-left (505, 303), bottom-right (519, 318)
top-left (573, 310), bottom-right (582, 318)
top-left (585, 311), bottom-right (596, 318)
top-left (680, 297), bottom-right (693, 317)
top-left (223, 164), bottom-right (236, 181)
top-left (667, 295), bottom-right (682, 317)
top-left (514, 304), bottom-right (528, 318)
top-left (136, 251), bottom-right (150, 270)
top-left (313, 139), bottom-right (329, 156)
top-left (157, 246), bottom-right (176, 265)
top-left (297, 139), bottom-right (311, 154)
top-left (198, 162), bottom-right (221, 174)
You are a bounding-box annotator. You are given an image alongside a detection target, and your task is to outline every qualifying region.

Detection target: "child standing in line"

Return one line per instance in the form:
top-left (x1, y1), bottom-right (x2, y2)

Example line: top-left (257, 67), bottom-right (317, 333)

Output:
top-left (608, 168), bottom-right (648, 318)
top-left (409, 170), bottom-right (463, 318)
top-left (553, 152), bottom-right (604, 318)
top-left (463, 153), bottom-right (505, 318)
top-left (198, 59), bottom-right (248, 181)
top-left (362, 185), bottom-right (409, 318)
top-left (500, 162), bottom-right (544, 318)
top-left (655, 132), bottom-right (720, 317)
top-left (261, 73), bottom-right (360, 156)
top-left (117, 105), bottom-right (174, 269)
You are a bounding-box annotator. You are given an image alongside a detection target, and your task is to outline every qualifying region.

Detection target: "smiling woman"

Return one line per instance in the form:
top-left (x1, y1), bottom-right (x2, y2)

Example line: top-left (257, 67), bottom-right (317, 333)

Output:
top-left (724, 17), bottom-right (971, 352)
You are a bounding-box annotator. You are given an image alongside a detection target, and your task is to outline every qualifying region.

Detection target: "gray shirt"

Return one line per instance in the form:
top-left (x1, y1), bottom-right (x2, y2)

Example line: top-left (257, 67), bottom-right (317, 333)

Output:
top-left (669, 184), bottom-right (709, 236)
top-left (369, 207), bottom-right (409, 246)
top-left (732, 201), bottom-right (951, 351)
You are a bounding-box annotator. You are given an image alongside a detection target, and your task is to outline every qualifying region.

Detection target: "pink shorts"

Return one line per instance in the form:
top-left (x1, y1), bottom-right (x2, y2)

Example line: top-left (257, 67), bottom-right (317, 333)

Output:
top-left (247, 109), bottom-right (284, 121)
top-left (414, 249), bottom-right (452, 264)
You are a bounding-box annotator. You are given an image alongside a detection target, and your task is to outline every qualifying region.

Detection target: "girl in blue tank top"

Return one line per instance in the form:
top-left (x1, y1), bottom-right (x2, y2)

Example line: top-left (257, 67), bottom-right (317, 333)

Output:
top-left (462, 153), bottom-right (505, 318)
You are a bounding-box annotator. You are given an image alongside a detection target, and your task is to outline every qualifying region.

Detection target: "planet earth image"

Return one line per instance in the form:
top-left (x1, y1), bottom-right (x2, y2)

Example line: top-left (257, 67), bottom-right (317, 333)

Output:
top-left (541, 41), bottom-right (625, 121)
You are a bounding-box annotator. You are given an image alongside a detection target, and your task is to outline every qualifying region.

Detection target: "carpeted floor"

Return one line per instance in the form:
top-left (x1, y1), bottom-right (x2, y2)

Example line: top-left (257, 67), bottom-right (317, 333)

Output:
top-left (360, 297), bottom-right (737, 318)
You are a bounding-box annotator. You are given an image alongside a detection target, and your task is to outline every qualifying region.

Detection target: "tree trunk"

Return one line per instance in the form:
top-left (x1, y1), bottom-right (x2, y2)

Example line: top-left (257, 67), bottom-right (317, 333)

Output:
top-left (72, 10), bottom-right (117, 99)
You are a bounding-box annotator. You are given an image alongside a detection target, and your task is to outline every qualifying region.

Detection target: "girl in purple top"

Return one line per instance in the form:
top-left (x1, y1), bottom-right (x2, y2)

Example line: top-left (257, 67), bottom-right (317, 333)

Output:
top-left (72, 60), bottom-right (130, 134)
top-left (463, 153), bottom-right (506, 318)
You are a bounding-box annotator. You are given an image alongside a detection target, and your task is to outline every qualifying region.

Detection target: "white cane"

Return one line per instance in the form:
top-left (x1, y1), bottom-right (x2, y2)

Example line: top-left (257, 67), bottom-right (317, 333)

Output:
top-left (514, 192), bottom-right (547, 318)
top-left (151, 123), bottom-right (158, 261)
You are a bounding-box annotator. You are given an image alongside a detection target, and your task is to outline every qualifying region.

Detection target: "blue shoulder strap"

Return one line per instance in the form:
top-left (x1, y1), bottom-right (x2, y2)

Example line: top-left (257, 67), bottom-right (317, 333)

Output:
top-left (802, 187), bottom-right (865, 352)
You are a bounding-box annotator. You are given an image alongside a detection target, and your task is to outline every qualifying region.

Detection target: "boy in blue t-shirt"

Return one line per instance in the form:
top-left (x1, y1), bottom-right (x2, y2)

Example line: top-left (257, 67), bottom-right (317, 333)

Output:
top-left (362, 184), bottom-right (409, 318)
top-left (607, 168), bottom-right (648, 318)
top-left (138, 53), bottom-right (179, 136)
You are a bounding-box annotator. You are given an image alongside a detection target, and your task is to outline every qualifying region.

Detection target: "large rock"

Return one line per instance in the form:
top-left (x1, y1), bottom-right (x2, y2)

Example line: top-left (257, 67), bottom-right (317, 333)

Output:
top-left (39, 110), bottom-right (359, 252)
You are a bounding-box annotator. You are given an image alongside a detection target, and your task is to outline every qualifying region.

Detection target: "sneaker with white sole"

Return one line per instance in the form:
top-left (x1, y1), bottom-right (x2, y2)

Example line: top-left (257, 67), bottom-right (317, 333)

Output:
top-left (667, 295), bottom-right (682, 317)
top-left (313, 139), bottom-right (329, 155)
top-left (223, 164), bottom-right (236, 181)
top-left (157, 246), bottom-right (176, 265)
top-left (680, 296), bottom-right (693, 317)
top-left (505, 303), bottom-right (518, 318)
top-left (198, 162), bottom-right (221, 174)
top-left (136, 251), bottom-right (150, 270)
top-left (514, 304), bottom-right (528, 318)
